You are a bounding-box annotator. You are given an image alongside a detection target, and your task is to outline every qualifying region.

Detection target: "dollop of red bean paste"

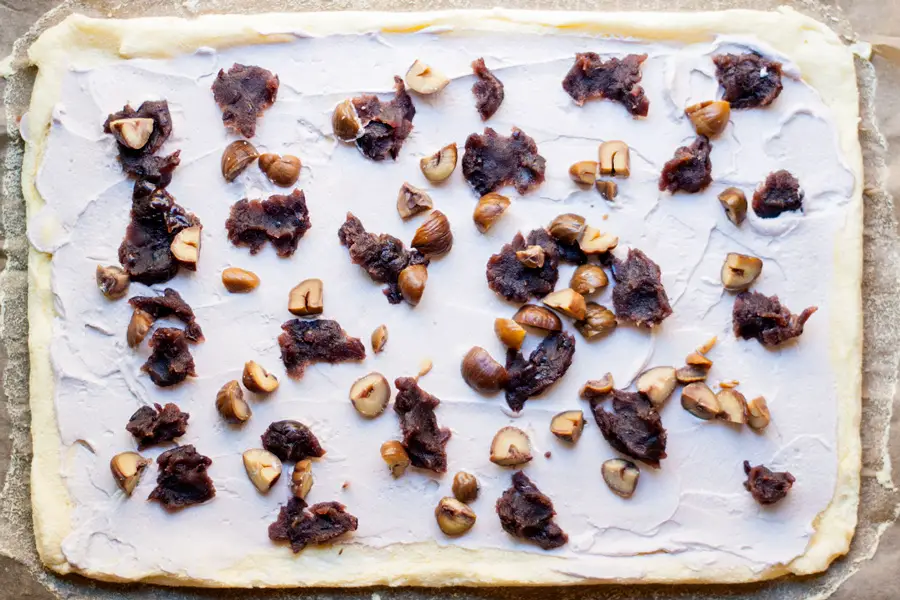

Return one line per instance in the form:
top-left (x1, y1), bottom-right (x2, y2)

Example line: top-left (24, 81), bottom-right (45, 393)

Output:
top-left (129, 288), bottom-right (203, 342)
top-left (211, 63), bottom-right (279, 138)
top-left (752, 170), bottom-right (803, 218)
top-left (713, 53), bottom-right (783, 110)
top-left (593, 390), bottom-right (667, 468)
top-left (126, 402), bottom-right (189, 449)
top-left (743, 461), bottom-right (795, 505)
top-left (269, 498), bottom-right (359, 553)
top-left (278, 319), bottom-right (366, 379)
top-left (732, 291), bottom-right (817, 346)
top-left (472, 58), bottom-right (505, 120)
top-left (351, 76), bottom-right (416, 161)
top-left (505, 332), bottom-right (576, 413)
top-left (142, 327), bottom-right (196, 387)
top-left (611, 248), bottom-right (672, 327)
top-left (658, 135), bottom-right (713, 194)
top-left (486, 229), bottom-right (560, 303)
top-left (225, 189), bottom-right (311, 257)
top-left (496, 471), bottom-right (568, 550)
top-left (148, 445), bottom-right (215, 510)
top-left (104, 101), bottom-right (181, 187)
top-left (393, 377), bottom-right (451, 473)
top-left (462, 127), bottom-right (546, 196)
top-left (562, 53), bottom-right (649, 117)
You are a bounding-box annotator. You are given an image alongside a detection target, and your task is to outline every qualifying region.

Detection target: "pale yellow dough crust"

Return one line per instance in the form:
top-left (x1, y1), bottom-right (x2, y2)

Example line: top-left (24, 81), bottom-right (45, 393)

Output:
top-left (24, 7), bottom-right (862, 586)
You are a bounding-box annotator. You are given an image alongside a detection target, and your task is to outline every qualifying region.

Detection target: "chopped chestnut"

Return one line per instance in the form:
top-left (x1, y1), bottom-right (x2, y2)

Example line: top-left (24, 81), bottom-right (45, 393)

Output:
top-left (718, 187), bottom-right (748, 225)
top-left (513, 304), bottom-right (562, 332)
top-left (542, 288), bottom-right (587, 320)
top-left (291, 459), bottom-right (314, 499)
top-left (420, 143), bottom-right (458, 183)
top-left (636, 367), bottom-right (677, 408)
top-left (216, 380), bottom-right (252, 423)
top-left (602, 458), bottom-right (640, 498)
top-left (371, 324), bottom-right (388, 353)
top-left (747, 396), bottom-right (771, 431)
top-left (580, 373), bottom-right (614, 399)
top-left (288, 278), bottom-right (324, 316)
top-left (242, 448), bottom-right (283, 493)
top-left (258, 153), bottom-right (301, 187)
top-left (494, 318), bottom-right (526, 349)
top-left (261, 420), bottom-right (325, 462)
top-left (595, 180), bottom-right (618, 201)
top-left (96, 265), bottom-right (130, 299)
top-left (743, 461), bottom-right (794, 505)
top-left (579, 226), bottom-right (618, 254)
top-left (575, 303), bottom-right (616, 339)
top-left (452, 471), bottom-right (479, 503)
top-left (516, 245), bottom-right (546, 269)
top-left (398, 264), bottom-right (428, 306)
top-left (547, 213), bottom-right (586, 245)
top-left (380, 440), bottom-right (411, 478)
top-left (221, 140), bottom-right (259, 182)
top-left (108, 117), bottom-right (155, 150)
top-left (396, 182), bottom-right (433, 219)
top-left (681, 382), bottom-right (721, 420)
top-left (405, 60), bottom-right (450, 95)
top-left (550, 410), bottom-right (585, 443)
top-left (127, 308), bottom-right (154, 348)
top-left (721, 253), bottom-right (763, 291)
top-left (569, 161), bottom-right (598, 185)
top-left (436, 497), bottom-right (477, 536)
top-left (598, 141), bottom-right (630, 177)
top-left (490, 426), bottom-right (532, 467)
top-left (685, 100), bottom-right (730, 138)
top-left (349, 372), bottom-right (391, 418)
top-left (716, 388), bottom-right (749, 425)
top-left (473, 193), bottom-right (511, 233)
top-left (222, 267), bottom-right (260, 293)
top-left (570, 264), bottom-right (608, 296)
top-left (243, 361), bottom-right (279, 393)
top-left (332, 99), bottom-right (363, 142)
top-left (411, 211), bottom-right (453, 257)
top-left (110, 451), bottom-right (151, 496)
top-left (461, 347), bottom-right (509, 393)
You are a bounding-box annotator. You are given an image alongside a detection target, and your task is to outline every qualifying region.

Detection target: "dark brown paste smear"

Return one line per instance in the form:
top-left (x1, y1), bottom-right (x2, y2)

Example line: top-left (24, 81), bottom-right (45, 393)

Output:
top-left (211, 63), bottom-right (279, 138)
top-left (611, 248), bottom-right (672, 327)
top-left (592, 390), bottom-right (667, 468)
top-left (129, 288), bottom-right (203, 342)
top-left (486, 229), bottom-right (559, 303)
top-left (472, 58), bottom-right (505, 120)
top-left (732, 291), bottom-right (817, 346)
top-left (352, 76), bottom-right (416, 161)
top-left (278, 319), bottom-right (366, 379)
top-left (269, 497), bottom-right (359, 553)
top-left (658, 135), bottom-right (713, 194)
top-left (743, 461), bottom-right (795, 505)
top-left (496, 471), bottom-right (568, 550)
top-left (462, 127), bottom-right (546, 196)
top-left (394, 377), bottom-right (451, 473)
top-left (338, 213), bottom-right (429, 304)
top-left (562, 53), bottom-right (649, 117)
top-left (104, 101), bottom-right (181, 187)
top-left (119, 181), bottom-right (200, 285)
top-left (126, 402), bottom-right (189, 449)
top-left (142, 327), bottom-right (196, 387)
top-left (505, 332), bottom-right (576, 413)
top-left (752, 170), bottom-right (803, 218)
top-left (225, 189), bottom-right (311, 257)
top-left (148, 445), bottom-right (215, 510)
top-left (713, 53), bottom-right (783, 110)
top-left (261, 420), bottom-right (326, 462)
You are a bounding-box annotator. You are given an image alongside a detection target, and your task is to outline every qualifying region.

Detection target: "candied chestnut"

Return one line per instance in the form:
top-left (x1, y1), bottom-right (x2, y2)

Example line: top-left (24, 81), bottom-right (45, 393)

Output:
top-left (505, 332), bottom-right (576, 412)
top-left (351, 76), bottom-right (416, 161)
top-left (732, 291), bottom-right (817, 346)
top-left (225, 189), bottom-right (311, 257)
top-left (126, 402), bottom-right (189, 449)
top-left (394, 377), bottom-right (451, 473)
top-left (713, 53), bottom-right (783, 110)
top-left (211, 63), bottom-right (279, 138)
top-left (129, 288), bottom-right (203, 342)
top-left (141, 328), bottom-right (196, 387)
top-left (752, 170), bottom-right (803, 218)
top-left (462, 127), bottom-right (546, 196)
top-left (261, 420), bottom-right (326, 462)
top-left (269, 497), bottom-right (358, 553)
top-left (658, 135), bottom-right (712, 194)
top-left (486, 229), bottom-right (559, 303)
top-left (278, 318), bottom-right (366, 379)
top-left (562, 53), bottom-right (649, 116)
top-left (743, 460), bottom-right (794, 505)
top-left (472, 58), bottom-right (504, 120)
top-left (496, 471), bottom-right (568, 549)
top-left (611, 249), bottom-right (672, 327)
top-left (148, 445), bottom-right (215, 510)
top-left (592, 390), bottom-right (667, 468)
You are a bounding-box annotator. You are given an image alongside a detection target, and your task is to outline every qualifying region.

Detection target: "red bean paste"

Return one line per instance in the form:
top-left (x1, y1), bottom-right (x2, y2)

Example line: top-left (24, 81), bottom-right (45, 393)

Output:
top-left (496, 471), bottom-right (568, 550)
top-left (611, 248), bottom-right (672, 327)
top-left (211, 63), bottom-right (279, 138)
top-left (269, 497), bottom-right (359, 553)
top-left (461, 127), bottom-right (547, 196)
top-left (752, 170), bottom-right (803, 218)
top-left (119, 180), bottom-right (200, 285)
top-left (393, 377), bottom-right (451, 473)
top-left (104, 101), bottom-right (181, 187)
top-left (142, 327), bottom-right (196, 387)
top-left (261, 420), bottom-right (326, 462)
top-left (505, 332), bottom-right (576, 413)
top-left (658, 135), bottom-right (713, 194)
top-left (562, 53), bottom-right (649, 117)
top-left (338, 212), bottom-right (429, 304)
top-left (732, 291), bottom-right (817, 346)
top-left (486, 229), bottom-right (560, 303)
top-left (743, 460), bottom-right (795, 505)
top-left (713, 53), bottom-right (783, 110)
top-left (278, 319), bottom-right (366, 379)
top-left (351, 76), bottom-right (416, 161)
top-left (148, 445), bottom-right (215, 510)
top-left (472, 58), bottom-right (504, 120)
top-left (225, 189), bottom-right (311, 257)
top-left (126, 402), bottom-right (189, 449)
top-left (592, 390), bottom-right (667, 468)
top-left (129, 288), bottom-right (203, 342)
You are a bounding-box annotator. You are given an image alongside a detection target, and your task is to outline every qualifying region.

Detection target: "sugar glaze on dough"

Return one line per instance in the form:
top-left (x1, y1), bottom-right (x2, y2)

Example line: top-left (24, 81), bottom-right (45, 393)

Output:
top-left (24, 8), bottom-right (861, 587)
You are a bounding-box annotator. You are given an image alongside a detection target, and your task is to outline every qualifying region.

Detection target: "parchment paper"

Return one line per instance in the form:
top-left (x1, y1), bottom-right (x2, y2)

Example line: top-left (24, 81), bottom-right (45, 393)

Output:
top-left (1, 1), bottom-right (898, 599)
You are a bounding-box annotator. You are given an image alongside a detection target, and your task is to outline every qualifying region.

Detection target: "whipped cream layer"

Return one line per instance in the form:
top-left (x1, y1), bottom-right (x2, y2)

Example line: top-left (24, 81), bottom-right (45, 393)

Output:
top-left (34, 28), bottom-right (854, 581)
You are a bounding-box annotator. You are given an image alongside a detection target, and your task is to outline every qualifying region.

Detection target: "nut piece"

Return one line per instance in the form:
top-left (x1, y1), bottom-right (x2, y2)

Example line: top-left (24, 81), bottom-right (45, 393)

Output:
top-left (636, 367), bottom-right (677, 408)
top-left (685, 351), bottom-right (713, 368)
top-left (569, 161), bottom-right (598, 185)
top-left (96, 265), bottom-right (130, 299)
top-left (602, 458), bottom-right (640, 498)
top-left (542, 288), bottom-right (587, 320)
top-left (110, 451), bottom-right (151, 496)
top-left (411, 210), bottom-right (453, 257)
top-left (126, 308), bottom-right (154, 347)
top-left (398, 264), bottom-right (428, 306)
top-left (291, 459), bottom-right (314, 499)
top-left (570, 264), bottom-right (609, 296)
top-left (494, 318), bottom-right (526, 349)
top-left (259, 153), bottom-right (301, 187)
top-left (579, 226), bottom-right (618, 254)
top-left (221, 140), bottom-right (259, 182)
top-left (288, 278), bottom-right (324, 316)
top-left (461, 347), bottom-right (509, 393)
top-left (405, 60), bottom-right (450, 95)
top-left (718, 188), bottom-right (748, 226)
top-left (575, 303), bottom-right (617, 339)
top-left (396, 182), bottom-right (434, 220)
top-left (222, 267), bottom-right (260, 293)
top-left (371, 324), bottom-right (388, 353)
top-left (548, 213), bottom-right (586, 245)
top-left (332, 99), bottom-right (363, 142)
top-left (242, 360), bottom-right (279, 393)
top-left (170, 225), bottom-right (201, 267)
top-left (685, 100), bottom-right (731, 138)
top-left (215, 380), bottom-right (252, 423)
top-left (418, 358), bottom-right (433, 378)
top-left (595, 180), bottom-right (618, 201)
top-left (696, 336), bottom-right (717, 355)
top-left (420, 143), bottom-right (458, 183)
top-left (681, 382), bottom-right (722, 420)
top-left (109, 117), bottom-right (154, 150)
top-left (598, 141), bottom-right (630, 177)
top-left (550, 410), bottom-right (585, 443)
top-left (716, 388), bottom-right (749, 425)
top-left (721, 253), bottom-right (763, 291)
top-left (580, 373), bottom-right (614, 399)
top-left (473, 193), bottom-right (511, 233)
top-left (516, 245), bottom-right (546, 269)
top-left (380, 440), bottom-right (410, 478)
top-left (490, 426), bottom-right (533, 467)
top-left (452, 471), bottom-right (479, 503)
top-left (676, 364), bottom-right (710, 383)
top-left (435, 497), bottom-right (477, 536)
top-left (513, 304), bottom-right (562, 332)
top-left (242, 448), bottom-right (283, 493)
top-left (349, 372), bottom-right (391, 418)
top-left (747, 396), bottom-right (771, 431)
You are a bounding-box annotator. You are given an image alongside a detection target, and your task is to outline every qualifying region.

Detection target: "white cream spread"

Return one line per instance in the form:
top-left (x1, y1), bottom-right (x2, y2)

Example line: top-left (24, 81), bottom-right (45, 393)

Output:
top-left (33, 28), bottom-right (854, 581)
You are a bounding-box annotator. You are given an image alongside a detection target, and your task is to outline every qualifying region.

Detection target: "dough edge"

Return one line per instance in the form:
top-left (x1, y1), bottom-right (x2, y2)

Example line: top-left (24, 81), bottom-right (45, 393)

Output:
top-left (22, 6), bottom-right (862, 586)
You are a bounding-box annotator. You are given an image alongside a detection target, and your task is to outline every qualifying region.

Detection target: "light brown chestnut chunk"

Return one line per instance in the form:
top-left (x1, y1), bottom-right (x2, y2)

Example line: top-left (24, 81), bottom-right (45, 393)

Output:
top-left (110, 451), bottom-right (151, 496)
top-left (569, 161), bottom-right (598, 185)
top-left (452, 471), bottom-right (479, 503)
top-left (288, 278), bottom-right (324, 316)
top-left (396, 182), bottom-right (433, 220)
top-left (243, 448), bottom-right (283, 493)
top-left (411, 211), bottom-right (453, 257)
top-left (513, 304), bottom-right (562, 332)
top-left (216, 380), bottom-right (252, 423)
top-left (126, 308), bottom-right (154, 348)
top-left (602, 458), bottom-right (640, 498)
top-left (718, 188), bottom-right (748, 225)
top-left (259, 153), bottom-right (301, 186)
top-left (332, 99), bottom-right (362, 142)
top-left (721, 253), bottom-right (763, 291)
top-left (435, 497), bottom-right (477, 536)
top-left (575, 303), bottom-right (616, 339)
top-left (516, 245), bottom-right (546, 269)
top-left (716, 388), bottom-right (749, 425)
top-left (371, 324), bottom-right (388, 353)
top-left (405, 60), bottom-right (450, 95)
top-left (550, 410), bottom-right (585, 443)
top-left (598, 141), bottom-right (630, 177)
top-left (548, 213), bottom-right (586, 245)
top-left (461, 347), bottom-right (508, 393)
top-left (494, 318), bottom-right (526, 350)
top-left (349, 372), bottom-right (391, 418)
top-left (109, 117), bottom-right (154, 149)
top-left (96, 265), bottom-right (130, 299)
top-left (636, 366), bottom-right (677, 408)
top-left (579, 226), bottom-right (618, 254)
top-left (580, 373), bottom-right (614, 399)
top-left (542, 288), bottom-right (587, 320)
top-left (747, 396), bottom-right (771, 431)
top-left (170, 225), bottom-right (201, 267)
top-left (490, 426), bottom-right (532, 466)
top-left (380, 440), bottom-right (410, 478)
top-left (242, 360), bottom-right (279, 393)
top-left (570, 264), bottom-right (609, 296)
top-left (473, 193), bottom-right (510, 233)
top-left (685, 100), bottom-right (731, 138)
top-left (681, 382), bottom-right (721, 420)
top-left (221, 140), bottom-right (259, 182)
top-left (398, 264), bottom-right (428, 306)
top-left (420, 143), bottom-right (458, 183)
top-left (676, 362), bottom-right (710, 383)
top-left (595, 180), bottom-right (618, 201)
top-left (222, 267), bottom-right (260, 293)
top-left (291, 459), bottom-right (314, 499)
